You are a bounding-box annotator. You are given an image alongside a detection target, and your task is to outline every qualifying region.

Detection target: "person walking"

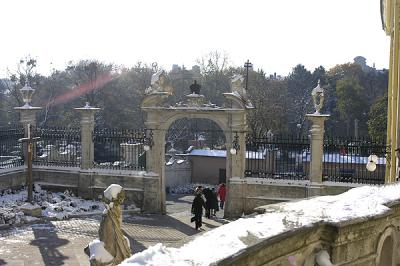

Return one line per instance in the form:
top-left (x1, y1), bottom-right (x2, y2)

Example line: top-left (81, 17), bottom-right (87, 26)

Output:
top-left (202, 187), bottom-right (213, 218)
top-left (191, 187), bottom-right (206, 230)
top-left (217, 183), bottom-right (226, 210)
top-left (210, 187), bottom-right (219, 216)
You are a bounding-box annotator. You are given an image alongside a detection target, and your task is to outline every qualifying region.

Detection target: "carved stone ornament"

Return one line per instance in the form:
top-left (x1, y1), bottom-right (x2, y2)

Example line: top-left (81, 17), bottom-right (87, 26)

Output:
top-left (311, 80), bottom-right (324, 114)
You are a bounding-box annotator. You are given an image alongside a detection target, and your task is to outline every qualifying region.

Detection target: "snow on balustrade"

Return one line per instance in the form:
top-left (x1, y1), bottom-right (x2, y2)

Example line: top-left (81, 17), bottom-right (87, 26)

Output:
top-left (120, 182), bottom-right (400, 266)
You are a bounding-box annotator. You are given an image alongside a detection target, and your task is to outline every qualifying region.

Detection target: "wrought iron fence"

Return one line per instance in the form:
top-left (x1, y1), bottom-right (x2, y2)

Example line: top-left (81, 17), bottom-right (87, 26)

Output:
top-left (0, 126), bottom-right (24, 169)
top-left (322, 137), bottom-right (388, 184)
top-left (33, 127), bottom-right (81, 167)
top-left (93, 128), bottom-right (146, 170)
top-left (166, 118), bottom-right (226, 152)
top-left (245, 135), bottom-right (310, 180)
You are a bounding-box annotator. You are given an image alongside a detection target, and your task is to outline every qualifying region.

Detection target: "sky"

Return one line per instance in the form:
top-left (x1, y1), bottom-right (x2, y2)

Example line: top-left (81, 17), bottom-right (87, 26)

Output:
top-left (0, 0), bottom-right (390, 77)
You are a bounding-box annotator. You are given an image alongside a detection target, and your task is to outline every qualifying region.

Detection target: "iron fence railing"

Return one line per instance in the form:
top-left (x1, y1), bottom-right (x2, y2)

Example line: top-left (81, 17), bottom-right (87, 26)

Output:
top-left (322, 137), bottom-right (388, 185)
top-left (33, 127), bottom-right (81, 167)
top-left (0, 126), bottom-right (24, 169)
top-left (93, 128), bottom-right (146, 170)
top-left (245, 135), bottom-right (310, 180)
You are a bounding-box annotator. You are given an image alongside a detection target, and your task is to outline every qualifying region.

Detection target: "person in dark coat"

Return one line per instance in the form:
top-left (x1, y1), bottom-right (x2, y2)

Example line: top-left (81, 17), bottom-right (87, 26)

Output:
top-left (202, 187), bottom-right (213, 218)
top-left (191, 188), bottom-right (206, 230)
top-left (210, 187), bottom-right (219, 216)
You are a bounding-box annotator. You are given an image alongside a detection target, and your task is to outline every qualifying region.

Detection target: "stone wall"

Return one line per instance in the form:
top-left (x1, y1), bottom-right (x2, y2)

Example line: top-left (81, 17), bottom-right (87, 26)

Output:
top-left (0, 166), bottom-right (26, 190)
top-left (227, 178), bottom-right (359, 217)
top-left (165, 161), bottom-right (191, 188)
top-left (0, 166), bottom-right (160, 213)
top-left (217, 202), bottom-right (400, 265)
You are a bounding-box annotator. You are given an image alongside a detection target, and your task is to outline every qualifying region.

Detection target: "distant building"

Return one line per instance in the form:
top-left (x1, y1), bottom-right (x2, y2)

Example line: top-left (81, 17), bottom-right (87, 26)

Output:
top-left (269, 72), bottom-right (283, 80)
top-left (169, 64), bottom-right (202, 80)
top-left (353, 56), bottom-right (374, 72)
top-left (179, 149), bottom-right (276, 184)
top-left (171, 64), bottom-right (181, 73)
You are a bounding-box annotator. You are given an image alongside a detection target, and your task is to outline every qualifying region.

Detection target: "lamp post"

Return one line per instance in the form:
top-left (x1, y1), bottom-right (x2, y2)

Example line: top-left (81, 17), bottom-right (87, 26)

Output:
top-left (15, 81), bottom-right (41, 203)
top-left (20, 83), bottom-right (36, 107)
top-left (230, 132), bottom-right (240, 155)
top-left (143, 129), bottom-right (154, 151)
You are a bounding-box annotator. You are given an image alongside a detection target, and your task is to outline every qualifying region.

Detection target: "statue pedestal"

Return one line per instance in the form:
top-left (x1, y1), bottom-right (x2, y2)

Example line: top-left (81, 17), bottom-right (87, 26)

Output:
top-left (75, 104), bottom-right (100, 170)
top-left (186, 94), bottom-right (205, 107)
top-left (306, 113), bottom-right (330, 183)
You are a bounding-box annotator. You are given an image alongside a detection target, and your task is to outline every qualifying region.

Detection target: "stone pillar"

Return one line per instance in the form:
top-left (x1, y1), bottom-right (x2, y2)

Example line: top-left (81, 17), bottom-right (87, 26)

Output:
top-left (306, 114), bottom-right (330, 183)
top-left (75, 104), bottom-right (99, 170)
top-left (143, 122), bottom-right (165, 214)
top-left (225, 129), bottom-right (247, 218)
top-left (14, 106), bottom-right (42, 128)
top-left (14, 106), bottom-right (42, 165)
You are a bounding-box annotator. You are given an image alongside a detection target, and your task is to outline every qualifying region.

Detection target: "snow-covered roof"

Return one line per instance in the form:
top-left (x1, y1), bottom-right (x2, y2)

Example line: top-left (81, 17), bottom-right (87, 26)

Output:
top-left (120, 183), bottom-right (400, 266)
top-left (181, 149), bottom-right (264, 159)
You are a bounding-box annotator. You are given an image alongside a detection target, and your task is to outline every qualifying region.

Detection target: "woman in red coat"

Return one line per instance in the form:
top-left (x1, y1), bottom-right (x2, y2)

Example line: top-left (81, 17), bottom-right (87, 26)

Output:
top-left (217, 183), bottom-right (226, 210)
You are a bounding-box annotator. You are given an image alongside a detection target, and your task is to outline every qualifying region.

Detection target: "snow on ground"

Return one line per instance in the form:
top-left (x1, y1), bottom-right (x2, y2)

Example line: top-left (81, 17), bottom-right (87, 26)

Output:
top-left (0, 183), bottom-right (105, 225)
top-left (121, 182), bottom-right (400, 266)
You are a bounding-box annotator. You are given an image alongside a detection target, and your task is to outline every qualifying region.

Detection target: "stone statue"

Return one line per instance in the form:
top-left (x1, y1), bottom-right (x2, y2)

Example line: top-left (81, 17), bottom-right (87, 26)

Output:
top-left (311, 80), bottom-right (324, 114)
top-left (85, 184), bottom-right (131, 266)
top-left (145, 70), bottom-right (172, 95)
top-left (231, 74), bottom-right (247, 98)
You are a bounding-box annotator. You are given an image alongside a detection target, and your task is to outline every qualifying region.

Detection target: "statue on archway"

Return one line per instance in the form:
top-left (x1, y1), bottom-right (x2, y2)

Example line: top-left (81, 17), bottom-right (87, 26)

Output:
top-left (231, 74), bottom-right (247, 99)
top-left (85, 184), bottom-right (131, 265)
top-left (145, 70), bottom-right (173, 95)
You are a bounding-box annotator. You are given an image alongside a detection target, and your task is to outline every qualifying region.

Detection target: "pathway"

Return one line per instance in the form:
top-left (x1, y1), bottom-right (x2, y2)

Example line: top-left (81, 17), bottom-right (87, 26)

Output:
top-left (0, 194), bottom-right (229, 265)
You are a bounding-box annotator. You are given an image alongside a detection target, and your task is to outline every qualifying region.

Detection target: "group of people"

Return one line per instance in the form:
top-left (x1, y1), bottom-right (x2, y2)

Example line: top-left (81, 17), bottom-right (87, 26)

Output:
top-left (191, 183), bottom-right (226, 230)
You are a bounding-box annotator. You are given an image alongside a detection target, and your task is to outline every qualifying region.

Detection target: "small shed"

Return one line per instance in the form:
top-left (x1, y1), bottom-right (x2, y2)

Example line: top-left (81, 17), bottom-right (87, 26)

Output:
top-left (181, 149), bottom-right (267, 184)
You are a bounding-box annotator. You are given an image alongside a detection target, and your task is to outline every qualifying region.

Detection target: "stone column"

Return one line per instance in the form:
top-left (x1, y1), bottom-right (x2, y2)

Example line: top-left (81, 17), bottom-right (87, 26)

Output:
top-left (75, 104), bottom-right (99, 170)
top-left (306, 114), bottom-right (330, 183)
top-left (75, 104), bottom-right (99, 199)
top-left (143, 122), bottom-right (165, 214)
top-left (14, 106), bottom-right (42, 165)
top-left (225, 128), bottom-right (247, 218)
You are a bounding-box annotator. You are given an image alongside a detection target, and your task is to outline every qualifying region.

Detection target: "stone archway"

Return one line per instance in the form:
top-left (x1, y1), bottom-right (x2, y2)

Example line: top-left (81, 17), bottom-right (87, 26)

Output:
top-left (140, 72), bottom-right (252, 217)
top-left (376, 226), bottom-right (399, 266)
top-left (165, 118), bottom-right (226, 185)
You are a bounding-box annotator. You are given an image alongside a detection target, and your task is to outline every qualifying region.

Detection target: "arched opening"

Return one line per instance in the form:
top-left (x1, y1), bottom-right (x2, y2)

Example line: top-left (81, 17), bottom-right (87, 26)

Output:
top-left (165, 118), bottom-right (227, 187)
top-left (379, 236), bottom-right (393, 266)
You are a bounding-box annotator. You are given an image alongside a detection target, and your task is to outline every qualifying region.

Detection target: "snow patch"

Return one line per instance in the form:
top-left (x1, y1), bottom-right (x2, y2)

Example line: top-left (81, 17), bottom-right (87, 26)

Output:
top-left (89, 239), bottom-right (114, 264)
top-left (0, 184), bottom-right (105, 225)
top-left (104, 184), bottom-right (123, 201)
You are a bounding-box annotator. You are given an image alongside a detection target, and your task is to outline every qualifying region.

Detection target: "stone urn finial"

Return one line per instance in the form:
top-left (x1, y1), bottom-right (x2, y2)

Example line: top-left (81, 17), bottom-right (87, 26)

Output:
top-left (311, 80), bottom-right (324, 114)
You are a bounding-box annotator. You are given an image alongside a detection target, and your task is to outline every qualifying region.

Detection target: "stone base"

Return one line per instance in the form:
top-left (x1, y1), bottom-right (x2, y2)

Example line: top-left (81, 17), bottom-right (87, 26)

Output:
top-left (20, 203), bottom-right (42, 217)
top-left (186, 94), bottom-right (205, 107)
